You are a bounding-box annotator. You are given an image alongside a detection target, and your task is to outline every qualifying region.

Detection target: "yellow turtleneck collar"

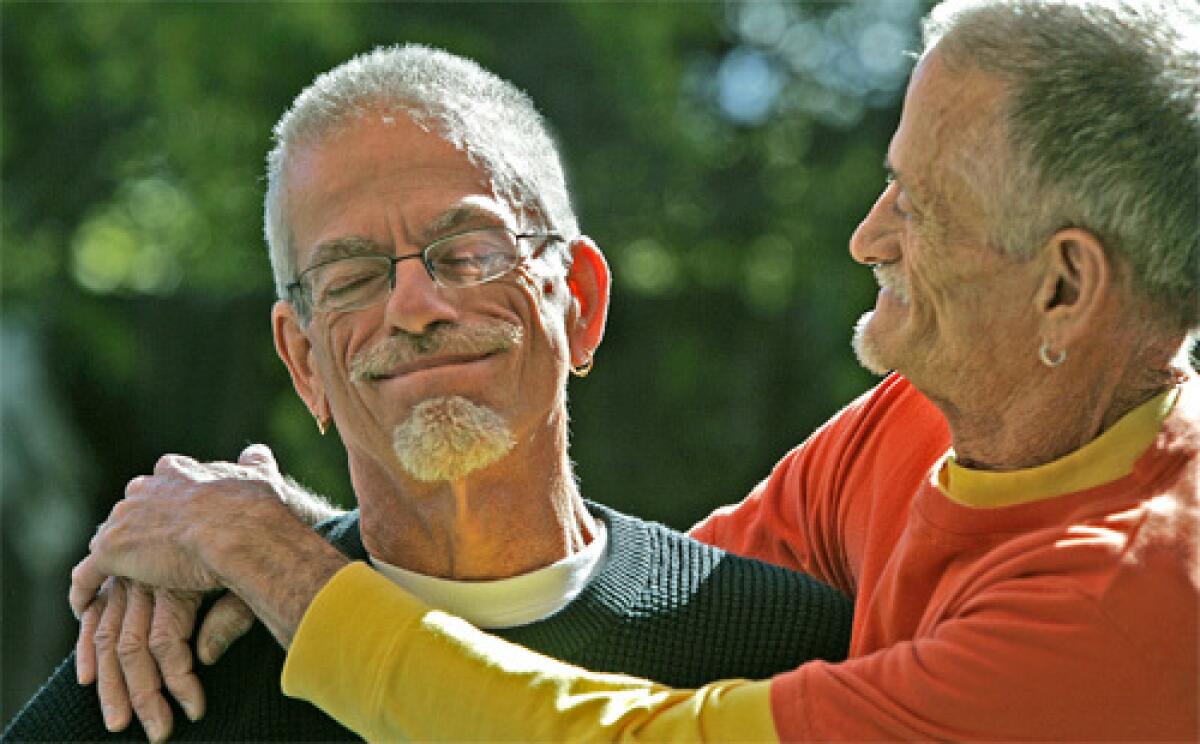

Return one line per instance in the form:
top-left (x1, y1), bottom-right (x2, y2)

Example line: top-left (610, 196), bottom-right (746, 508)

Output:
top-left (939, 387), bottom-right (1179, 508)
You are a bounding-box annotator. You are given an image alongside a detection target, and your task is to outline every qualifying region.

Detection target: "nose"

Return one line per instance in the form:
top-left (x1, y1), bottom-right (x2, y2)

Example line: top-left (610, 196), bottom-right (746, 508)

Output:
top-left (849, 182), bottom-right (903, 267)
top-left (381, 253), bottom-right (460, 335)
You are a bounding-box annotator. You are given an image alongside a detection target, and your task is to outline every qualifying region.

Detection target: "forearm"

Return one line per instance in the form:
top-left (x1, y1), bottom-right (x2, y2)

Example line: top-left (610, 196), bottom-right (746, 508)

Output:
top-left (198, 509), bottom-right (348, 648)
top-left (282, 563), bottom-right (777, 742)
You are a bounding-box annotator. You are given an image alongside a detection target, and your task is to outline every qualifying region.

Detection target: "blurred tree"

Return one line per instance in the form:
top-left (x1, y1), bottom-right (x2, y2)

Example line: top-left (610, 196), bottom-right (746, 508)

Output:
top-left (1, 0), bottom-right (918, 720)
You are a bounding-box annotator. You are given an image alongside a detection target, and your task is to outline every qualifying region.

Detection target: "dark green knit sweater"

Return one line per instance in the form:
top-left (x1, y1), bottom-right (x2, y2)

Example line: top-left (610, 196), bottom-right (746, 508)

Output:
top-left (4, 502), bottom-right (851, 742)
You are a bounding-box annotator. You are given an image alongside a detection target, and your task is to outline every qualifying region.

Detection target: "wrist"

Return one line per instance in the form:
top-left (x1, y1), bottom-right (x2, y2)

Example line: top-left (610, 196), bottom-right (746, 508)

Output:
top-left (196, 492), bottom-right (348, 647)
top-left (191, 483), bottom-right (293, 579)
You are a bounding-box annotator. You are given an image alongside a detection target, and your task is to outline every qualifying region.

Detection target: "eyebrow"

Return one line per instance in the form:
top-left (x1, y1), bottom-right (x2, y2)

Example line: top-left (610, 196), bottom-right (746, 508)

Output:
top-left (304, 236), bottom-right (389, 270)
top-left (418, 204), bottom-right (507, 244)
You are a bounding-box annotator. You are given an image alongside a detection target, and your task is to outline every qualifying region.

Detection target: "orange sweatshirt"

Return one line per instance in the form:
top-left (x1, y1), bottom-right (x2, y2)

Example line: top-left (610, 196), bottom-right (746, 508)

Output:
top-left (692, 373), bottom-right (1197, 740)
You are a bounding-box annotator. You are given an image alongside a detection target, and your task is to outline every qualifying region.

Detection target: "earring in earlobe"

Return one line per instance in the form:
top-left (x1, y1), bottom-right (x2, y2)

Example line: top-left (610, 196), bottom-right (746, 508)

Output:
top-left (1039, 341), bottom-right (1067, 368)
top-left (571, 356), bottom-right (593, 378)
top-left (315, 413), bottom-right (330, 436)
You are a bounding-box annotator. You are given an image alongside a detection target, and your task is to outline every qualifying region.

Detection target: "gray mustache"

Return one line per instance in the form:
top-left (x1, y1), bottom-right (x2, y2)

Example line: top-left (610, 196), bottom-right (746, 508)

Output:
top-left (873, 265), bottom-right (909, 302)
top-left (350, 321), bottom-right (524, 382)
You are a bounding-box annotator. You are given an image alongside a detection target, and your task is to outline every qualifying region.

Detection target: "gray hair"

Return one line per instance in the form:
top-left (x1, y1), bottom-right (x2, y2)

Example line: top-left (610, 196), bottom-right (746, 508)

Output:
top-left (263, 44), bottom-right (579, 302)
top-left (922, 0), bottom-right (1200, 332)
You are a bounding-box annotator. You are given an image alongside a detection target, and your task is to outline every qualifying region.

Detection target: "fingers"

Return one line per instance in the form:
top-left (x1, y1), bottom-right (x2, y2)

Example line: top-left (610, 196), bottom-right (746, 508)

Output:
top-left (237, 444), bottom-right (283, 486)
top-left (75, 578), bottom-right (110, 685)
top-left (153, 453), bottom-right (197, 477)
top-left (120, 583), bottom-right (173, 742)
top-left (237, 443), bottom-right (275, 469)
top-left (151, 589), bottom-right (206, 723)
top-left (70, 554), bottom-right (109, 619)
top-left (197, 592), bottom-right (255, 665)
top-left (94, 579), bottom-right (133, 732)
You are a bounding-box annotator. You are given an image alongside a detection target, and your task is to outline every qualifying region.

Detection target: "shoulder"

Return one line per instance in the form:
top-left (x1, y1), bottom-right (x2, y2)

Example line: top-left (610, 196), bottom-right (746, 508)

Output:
top-left (835, 373), bottom-right (946, 443)
top-left (585, 501), bottom-right (853, 665)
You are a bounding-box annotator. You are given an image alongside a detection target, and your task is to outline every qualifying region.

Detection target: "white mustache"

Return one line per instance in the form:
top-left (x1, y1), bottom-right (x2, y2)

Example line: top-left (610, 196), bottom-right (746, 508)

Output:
top-left (350, 321), bottom-right (524, 383)
top-left (872, 264), bottom-right (909, 303)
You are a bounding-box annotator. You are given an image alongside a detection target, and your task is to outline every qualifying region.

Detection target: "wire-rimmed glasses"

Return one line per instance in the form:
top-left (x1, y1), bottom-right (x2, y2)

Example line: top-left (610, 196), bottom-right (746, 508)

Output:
top-left (287, 227), bottom-right (561, 315)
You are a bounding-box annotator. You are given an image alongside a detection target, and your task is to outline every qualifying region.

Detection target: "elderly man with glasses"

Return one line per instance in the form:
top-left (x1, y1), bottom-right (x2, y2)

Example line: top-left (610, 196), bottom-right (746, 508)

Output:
top-left (2, 44), bottom-right (853, 743)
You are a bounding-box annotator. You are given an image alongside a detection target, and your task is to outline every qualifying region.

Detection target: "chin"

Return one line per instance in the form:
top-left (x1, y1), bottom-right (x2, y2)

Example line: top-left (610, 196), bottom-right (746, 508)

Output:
top-left (391, 396), bottom-right (516, 483)
top-left (852, 311), bottom-right (897, 376)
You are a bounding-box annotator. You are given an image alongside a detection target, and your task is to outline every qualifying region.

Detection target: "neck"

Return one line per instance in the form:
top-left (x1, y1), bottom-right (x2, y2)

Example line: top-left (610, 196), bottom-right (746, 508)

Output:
top-left (351, 409), bottom-right (595, 580)
top-left (941, 338), bottom-right (1184, 471)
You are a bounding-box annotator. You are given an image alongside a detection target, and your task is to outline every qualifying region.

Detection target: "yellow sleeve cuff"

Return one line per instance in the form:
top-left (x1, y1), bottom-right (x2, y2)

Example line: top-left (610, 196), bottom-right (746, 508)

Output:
top-left (282, 561), bottom-right (778, 742)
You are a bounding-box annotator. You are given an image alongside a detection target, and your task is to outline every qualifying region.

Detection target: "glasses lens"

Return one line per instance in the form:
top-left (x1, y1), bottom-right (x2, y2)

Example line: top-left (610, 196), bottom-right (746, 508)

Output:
top-left (308, 256), bottom-right (392, 311)
top-left (427, 229), bottom-right (520, 287)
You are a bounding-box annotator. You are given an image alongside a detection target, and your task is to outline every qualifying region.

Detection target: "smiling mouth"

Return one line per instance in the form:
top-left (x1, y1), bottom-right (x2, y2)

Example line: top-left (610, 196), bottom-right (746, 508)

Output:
top-left (365, 352), bottom-right (497, 381)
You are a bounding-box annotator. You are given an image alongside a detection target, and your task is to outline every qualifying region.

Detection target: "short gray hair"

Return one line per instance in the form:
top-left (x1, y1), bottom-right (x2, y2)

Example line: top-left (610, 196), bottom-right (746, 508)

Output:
top-left (923, 0), bottom-right (1200, 332)
top-left (263, 44), bottom-right (579, 301)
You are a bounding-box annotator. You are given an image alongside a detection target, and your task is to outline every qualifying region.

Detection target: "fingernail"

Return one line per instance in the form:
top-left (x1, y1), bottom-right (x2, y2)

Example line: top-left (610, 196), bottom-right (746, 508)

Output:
top-left (181, 700), bottom-right (201, 722)
top-left (101, 706), bottom-right (120, 732)
top-left (143, 718), bottom-right (165, 743)
top-left (205, 634), bottom-right (226, 663)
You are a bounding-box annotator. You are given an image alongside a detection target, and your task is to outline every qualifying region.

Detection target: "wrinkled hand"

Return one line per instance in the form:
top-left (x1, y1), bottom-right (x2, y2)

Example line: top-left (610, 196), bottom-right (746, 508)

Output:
top-left (69, 444), bottom-right (327, 741)
top-left (75, 585), bottom-right (256, 741)
top-left (70, 445), bottom-right (298, 617)
top-left (71, 442), bottom-right (348, 694)
top-left (72, 447), bottom-right (284, 741)
top-left (75, 580), bottom-right (218, 741)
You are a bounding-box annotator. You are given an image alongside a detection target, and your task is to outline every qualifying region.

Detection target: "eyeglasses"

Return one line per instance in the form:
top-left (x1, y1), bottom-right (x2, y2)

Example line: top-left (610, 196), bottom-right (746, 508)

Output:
top-left (287, 227), bottom-right (561, 315)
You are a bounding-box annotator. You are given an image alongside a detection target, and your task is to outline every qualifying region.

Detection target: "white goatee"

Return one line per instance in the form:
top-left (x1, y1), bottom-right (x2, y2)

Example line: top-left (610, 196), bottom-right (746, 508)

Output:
top-left (852, 311), bottom-right (891, 376)
top-left (392, 396), bottom-right (515, 482)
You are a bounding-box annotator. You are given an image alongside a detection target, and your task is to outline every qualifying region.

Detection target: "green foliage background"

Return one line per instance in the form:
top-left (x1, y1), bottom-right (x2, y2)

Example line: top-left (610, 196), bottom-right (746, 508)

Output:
top-left (1, 0), bottom-right (920, 719)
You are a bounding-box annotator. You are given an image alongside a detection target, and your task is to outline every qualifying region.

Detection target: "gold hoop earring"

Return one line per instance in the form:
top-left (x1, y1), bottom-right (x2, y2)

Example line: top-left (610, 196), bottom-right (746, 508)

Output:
top-left (1039, 342), bottom-right (1067, 368)
top-left (571, 357), bottom-right (593, 378)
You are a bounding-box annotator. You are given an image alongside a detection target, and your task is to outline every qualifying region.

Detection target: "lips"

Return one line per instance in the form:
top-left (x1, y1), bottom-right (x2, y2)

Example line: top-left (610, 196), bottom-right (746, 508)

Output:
top-left (367, 352), bottom-right (496, 381)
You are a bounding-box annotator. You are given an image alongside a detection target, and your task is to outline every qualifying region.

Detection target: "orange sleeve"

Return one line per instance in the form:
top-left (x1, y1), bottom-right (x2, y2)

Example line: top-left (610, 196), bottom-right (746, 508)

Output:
top-left (771, 570), bottom-right (1197, 741)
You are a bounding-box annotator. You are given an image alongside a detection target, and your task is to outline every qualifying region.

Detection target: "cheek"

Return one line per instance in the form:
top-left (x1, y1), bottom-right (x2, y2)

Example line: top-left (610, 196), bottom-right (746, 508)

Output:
top-left (316, 319), bottom-right (369, 390)
top-left (906, 233), bottom-right (964, 298)
top-left (514, 276), bottom-right (569, 348)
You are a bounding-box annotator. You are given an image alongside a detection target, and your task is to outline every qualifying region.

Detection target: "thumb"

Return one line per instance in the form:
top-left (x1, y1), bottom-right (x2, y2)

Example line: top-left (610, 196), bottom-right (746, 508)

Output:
top-left (237, 444), bottom-right (276, 470)
top-left (69, 555), bottom-right (108, 620)
top-left (196, 593), bottom-right (256, 665)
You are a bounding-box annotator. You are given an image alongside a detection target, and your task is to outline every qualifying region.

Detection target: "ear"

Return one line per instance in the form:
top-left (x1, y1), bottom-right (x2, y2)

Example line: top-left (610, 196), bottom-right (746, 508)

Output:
top-left (271, 300), bottom-right (329, 423)
top-left (563, 237), bottom-right (611, 368)
top-left (1034, 228), bottom-right (1113, 350)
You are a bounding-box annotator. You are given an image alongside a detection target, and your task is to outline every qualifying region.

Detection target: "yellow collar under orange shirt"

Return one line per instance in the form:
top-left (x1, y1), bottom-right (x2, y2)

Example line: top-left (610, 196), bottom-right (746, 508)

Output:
top-left (939, 388), bottom-right (1179, 508)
